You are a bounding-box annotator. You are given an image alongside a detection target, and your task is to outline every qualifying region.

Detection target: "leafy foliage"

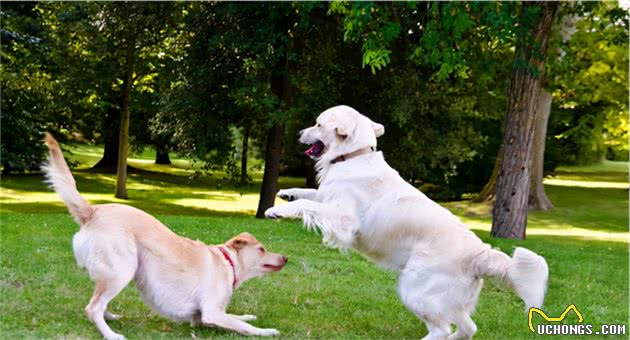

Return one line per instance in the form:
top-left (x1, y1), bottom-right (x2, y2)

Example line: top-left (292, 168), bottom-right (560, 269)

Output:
top-left (2, 2), bottom-right (626, 201)
top-left (547, 2), bottom-right (629, 165)
top-left (1, 3), bottom-right (59, 173)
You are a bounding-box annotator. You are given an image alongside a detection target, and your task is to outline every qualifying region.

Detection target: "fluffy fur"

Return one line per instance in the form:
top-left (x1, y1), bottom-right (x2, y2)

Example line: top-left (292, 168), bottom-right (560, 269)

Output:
top-left (265, 105), bottom-right (548, 340)
top-left (42, 133), bottom-right (287, 340)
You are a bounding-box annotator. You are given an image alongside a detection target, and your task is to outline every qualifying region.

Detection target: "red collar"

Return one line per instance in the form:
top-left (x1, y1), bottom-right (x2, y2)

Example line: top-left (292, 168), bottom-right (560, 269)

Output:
top-left (218, 247), bottom-right (237, 289)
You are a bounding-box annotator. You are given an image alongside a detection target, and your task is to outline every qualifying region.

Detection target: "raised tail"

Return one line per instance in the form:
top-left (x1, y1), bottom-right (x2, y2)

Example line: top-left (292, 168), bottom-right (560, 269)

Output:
top-left (41, 133), bottom-right (93, 225)
top-left (473, 246), bottom-right (549, 311)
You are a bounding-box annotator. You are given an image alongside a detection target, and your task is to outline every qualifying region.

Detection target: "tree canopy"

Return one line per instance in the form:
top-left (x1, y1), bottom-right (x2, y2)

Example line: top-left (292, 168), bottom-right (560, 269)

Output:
top-left (2, 1), bottom-right (627, 236)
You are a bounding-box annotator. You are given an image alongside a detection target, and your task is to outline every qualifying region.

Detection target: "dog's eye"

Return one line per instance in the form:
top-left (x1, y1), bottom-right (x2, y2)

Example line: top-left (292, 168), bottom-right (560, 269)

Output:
top-left (259, 247), bottom-right (266, 253)
top-left (316, 123), bottom-right (320, 127)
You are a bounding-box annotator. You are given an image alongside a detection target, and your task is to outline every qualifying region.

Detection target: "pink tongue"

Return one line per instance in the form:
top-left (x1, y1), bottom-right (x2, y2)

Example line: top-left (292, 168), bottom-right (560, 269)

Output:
top-left (305, 142), bottom-right (324, 156)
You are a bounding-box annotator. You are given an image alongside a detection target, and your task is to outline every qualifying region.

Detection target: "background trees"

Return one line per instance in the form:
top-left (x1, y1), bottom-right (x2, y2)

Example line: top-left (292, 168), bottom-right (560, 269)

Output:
top-left (2, 2), bottom-right (627, 239)
top-left (491, 2), bottom-right (558, 239)
top-left (1, 3), bottom-right (51, 174)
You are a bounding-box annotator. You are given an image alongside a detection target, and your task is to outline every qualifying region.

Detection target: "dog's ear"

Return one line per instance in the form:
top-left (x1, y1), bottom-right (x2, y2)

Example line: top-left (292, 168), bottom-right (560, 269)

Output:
top-left (227, 236), bottom-right (249, 251)
top-left (364, 116), bottom-right (384, 138)
top-left (332, 116), bottom-right (357, 139)
top-left (371, 122), bottom-right (385, 138)
top-left (335, 126), bottom-right (350, 138)
top-left (227, 232), bottom-right (257, 251)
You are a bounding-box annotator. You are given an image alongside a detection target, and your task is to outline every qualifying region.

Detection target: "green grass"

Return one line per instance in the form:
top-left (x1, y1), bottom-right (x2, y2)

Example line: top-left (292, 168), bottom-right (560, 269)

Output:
top-left (1, 145), bottom-right (628, 339)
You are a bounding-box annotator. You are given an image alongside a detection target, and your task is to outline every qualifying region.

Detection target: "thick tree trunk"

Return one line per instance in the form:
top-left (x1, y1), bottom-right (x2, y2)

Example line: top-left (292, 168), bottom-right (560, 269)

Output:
top-left (92, 109), bottom-right (120, 169)
top-left (256, 124), bottom-right (285, 218)
top-left (491, 2), bottom-right (558, 239)
top-left (155, 143), bottom-right (171, 165)
top-left (240, 122), bottom-right (250, 184)
top-left (528, 90), bottom-right (554, 211)
top-left (475, 144), bottom-right (503, 203)
top-left (115, 30), bottom-right (136, 199)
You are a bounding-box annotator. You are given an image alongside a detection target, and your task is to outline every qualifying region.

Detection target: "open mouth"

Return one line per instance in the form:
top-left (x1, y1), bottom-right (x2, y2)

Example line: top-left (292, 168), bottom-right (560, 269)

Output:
top-left (304, 140), bottom-right (325, 158)
top-left (263, 264), bottom-right (285, 272)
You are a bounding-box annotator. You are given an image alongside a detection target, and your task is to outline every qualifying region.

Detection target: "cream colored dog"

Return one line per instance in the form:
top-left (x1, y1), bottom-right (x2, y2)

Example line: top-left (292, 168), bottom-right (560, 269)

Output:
top-left (265, 105), bottom-right (548, 340)
top-left (42, 133), bottom-right (287, 340)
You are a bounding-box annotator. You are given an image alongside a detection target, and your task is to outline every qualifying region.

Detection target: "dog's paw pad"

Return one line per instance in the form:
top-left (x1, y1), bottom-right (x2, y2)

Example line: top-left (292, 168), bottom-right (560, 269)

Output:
top-left (277, 192), bottom-right (294, 201)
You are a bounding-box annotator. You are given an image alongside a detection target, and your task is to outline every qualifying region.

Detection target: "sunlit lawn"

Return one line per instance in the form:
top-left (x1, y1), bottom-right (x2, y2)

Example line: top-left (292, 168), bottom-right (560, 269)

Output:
top-left (1, 144), bottom-right (628, 339)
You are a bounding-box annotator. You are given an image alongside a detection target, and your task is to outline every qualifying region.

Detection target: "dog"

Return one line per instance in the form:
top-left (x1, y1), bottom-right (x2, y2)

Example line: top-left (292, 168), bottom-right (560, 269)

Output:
top-left (42, 133), bottom-right (287, 339)
top-left (264, 105), bottom-right (548, 340)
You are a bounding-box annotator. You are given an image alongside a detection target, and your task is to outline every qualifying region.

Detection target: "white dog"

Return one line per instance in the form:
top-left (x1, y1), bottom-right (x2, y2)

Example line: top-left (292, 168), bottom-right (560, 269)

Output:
top-left (265, 105), bottom-right (548, 340)
top-left (42, 133), bottom-right (287, 340)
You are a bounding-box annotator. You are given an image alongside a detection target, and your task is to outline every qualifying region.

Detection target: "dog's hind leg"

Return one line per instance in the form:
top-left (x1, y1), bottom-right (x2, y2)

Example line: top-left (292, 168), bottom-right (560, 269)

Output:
top-left (448, 279), bottom-right (481, 340)
top-left (84, 241), bottom-right (136, 340)
top-left (85, 274), bottom-right (132, 340)
top-left (399, 263), bottom-right (454, 340)
top-left (422, 320), bottom-right (452, 340)
top-left (447, 313), bottom-right (477, 340)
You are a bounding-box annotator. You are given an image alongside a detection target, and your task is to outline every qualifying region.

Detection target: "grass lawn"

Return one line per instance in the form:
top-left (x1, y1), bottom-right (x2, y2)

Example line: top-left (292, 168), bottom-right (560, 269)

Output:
top-left (1, 144), bottom-right (628, 339)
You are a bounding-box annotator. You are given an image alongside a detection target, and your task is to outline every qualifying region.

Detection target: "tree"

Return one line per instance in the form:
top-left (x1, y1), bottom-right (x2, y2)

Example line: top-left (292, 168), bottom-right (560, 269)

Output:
top-left (114, 7), bottom-right (136, 199)
top-left (491, 2), bottom-right (558, 239)
top-left (1, 3), bottom-right (61, 174)
top-left (477, 90), bottom-right (554, 210)
top-left (528, 89), bottom-right (554, 210)
top-left (546, 2), bottom-right (629, 166)
top-left (255, 6), bottom-right (300, 218)
top-left (327, 2), bottom-right (520, 197)
top-left (35, 2), bottom-right (186, 177)
top-left (58, 3), bottom-right (186, 198)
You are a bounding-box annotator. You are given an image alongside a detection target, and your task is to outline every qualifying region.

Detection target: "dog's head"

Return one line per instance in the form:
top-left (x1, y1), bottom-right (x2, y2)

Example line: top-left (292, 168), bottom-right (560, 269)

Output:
top-left (300, 105), bottom-right (384, 163)
top-left (225, 232), bottom-right (287, 281)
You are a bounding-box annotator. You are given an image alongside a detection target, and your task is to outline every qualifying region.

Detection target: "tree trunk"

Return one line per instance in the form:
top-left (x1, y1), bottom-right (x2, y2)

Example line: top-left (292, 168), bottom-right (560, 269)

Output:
top-left (491, 2), bottom-right (558, 240)
top-left (256, 30), bottom-right (294, 218)
top-left (256, 124), bottom-right (285, 218)
top-left (475, 144), bottom-right (503, 203)
top-left (240, 122), bottom-right (250, 184)
top-left (528, 89), bottom-right (554, 211)
top-left (305, 161), bottom-right (317, 188)
top-left (155, 143), bottom-right (171, 165)
top-left (115, 29), bottom-right (136, 199)
top-left (92, 109), bottom-right (120, 169)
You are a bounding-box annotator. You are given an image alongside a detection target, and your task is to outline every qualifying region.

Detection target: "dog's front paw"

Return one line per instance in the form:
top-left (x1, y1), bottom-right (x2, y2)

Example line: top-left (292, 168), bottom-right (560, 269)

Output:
top-left (264, 207), bottom-right (284, 219)
top-left (257, 328), bottom-right (280, 337)
top-left (277, 189), bottom-right (295, 201)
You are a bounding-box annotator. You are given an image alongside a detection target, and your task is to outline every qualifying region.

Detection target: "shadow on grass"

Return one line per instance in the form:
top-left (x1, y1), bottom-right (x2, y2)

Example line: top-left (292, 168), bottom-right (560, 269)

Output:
top-left (551, 171), bottom-right (629, 183)
top-left (447, 183), bottom-right (628, 235)
top-left (0, 201), bottom-right (254, 218)
top-left (2, 165), bottom-right (627, 234)
top-left (0, 170), bottom-right (272, 218)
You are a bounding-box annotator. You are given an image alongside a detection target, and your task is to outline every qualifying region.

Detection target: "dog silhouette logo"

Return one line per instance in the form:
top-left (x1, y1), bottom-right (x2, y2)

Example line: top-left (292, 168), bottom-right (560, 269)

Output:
top-left (528, 304), bottom-right (584, 332)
